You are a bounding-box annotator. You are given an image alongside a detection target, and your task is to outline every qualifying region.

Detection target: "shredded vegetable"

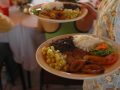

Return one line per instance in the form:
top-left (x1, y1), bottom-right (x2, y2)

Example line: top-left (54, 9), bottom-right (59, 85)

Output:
top-left (32, 9), bottom-right (39, 15)
top-left (90, 45), bottom-right (114, 56)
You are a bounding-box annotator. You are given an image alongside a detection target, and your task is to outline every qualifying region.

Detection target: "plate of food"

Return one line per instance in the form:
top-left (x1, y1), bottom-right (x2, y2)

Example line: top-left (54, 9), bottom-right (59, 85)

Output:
top-left (29, 2), bottom-right (88, 23)
top-left (36, 34), bottom-right (120, 80)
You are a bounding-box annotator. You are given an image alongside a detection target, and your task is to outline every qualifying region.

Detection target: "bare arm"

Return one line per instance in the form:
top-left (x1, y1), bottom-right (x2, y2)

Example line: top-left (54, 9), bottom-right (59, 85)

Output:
top-left (0, 13), bottom-right (14, 32)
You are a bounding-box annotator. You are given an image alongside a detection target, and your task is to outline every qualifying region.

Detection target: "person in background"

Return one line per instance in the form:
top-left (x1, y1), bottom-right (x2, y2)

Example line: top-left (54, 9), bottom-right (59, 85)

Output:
top-left (83, 0), bottom-right (120, 90)
top-left (37, 0), bottom-right (97, 39)
top-left (0, 0), bottom-right (12, 16)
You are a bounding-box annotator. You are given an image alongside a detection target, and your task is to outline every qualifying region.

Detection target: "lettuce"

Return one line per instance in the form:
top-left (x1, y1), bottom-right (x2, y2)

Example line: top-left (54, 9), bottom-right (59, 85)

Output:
top-left (90, 46), bottom-right (114, 56)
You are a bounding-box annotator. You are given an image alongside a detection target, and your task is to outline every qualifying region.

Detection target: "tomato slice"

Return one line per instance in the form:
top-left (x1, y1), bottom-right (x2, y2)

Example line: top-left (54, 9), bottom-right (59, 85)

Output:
top-left (105, 53), bottom-right (118, 65)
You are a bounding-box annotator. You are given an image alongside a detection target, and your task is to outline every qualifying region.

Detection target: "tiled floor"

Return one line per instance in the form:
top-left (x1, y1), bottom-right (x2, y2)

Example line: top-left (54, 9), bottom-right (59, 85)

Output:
top-left (2, 68), bottom-right (83, 90)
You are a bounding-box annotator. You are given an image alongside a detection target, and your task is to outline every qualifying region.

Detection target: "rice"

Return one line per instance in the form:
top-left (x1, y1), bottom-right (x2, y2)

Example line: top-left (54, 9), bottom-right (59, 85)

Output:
top-left (73, 35), bottom-right (104, 51)
top-left (41, 2), bottom-right (64, 10)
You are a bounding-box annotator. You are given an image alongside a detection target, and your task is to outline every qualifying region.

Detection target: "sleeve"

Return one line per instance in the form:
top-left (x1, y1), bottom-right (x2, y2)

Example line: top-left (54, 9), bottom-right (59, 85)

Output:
top-left (114, 4), bottom-right (120, 44)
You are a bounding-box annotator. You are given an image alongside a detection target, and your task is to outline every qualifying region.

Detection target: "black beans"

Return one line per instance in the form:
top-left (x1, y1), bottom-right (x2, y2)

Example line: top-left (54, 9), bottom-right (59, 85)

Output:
top-left (64, 3), bottom-right (80, 10)
top-left (51, 36), bottom-right (76, 52)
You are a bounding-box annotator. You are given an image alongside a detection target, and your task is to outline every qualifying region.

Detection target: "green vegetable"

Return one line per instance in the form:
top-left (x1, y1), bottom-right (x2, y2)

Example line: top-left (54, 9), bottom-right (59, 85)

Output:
top-left (90, 46), bottom-right (114, 56)
top-left (31, 9), bottom-right (39, 15)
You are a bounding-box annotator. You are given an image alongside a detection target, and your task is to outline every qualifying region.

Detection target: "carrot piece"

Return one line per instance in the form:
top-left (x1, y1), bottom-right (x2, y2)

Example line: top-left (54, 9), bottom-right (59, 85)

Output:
top-left (95, 42), bottom-right (109, 50)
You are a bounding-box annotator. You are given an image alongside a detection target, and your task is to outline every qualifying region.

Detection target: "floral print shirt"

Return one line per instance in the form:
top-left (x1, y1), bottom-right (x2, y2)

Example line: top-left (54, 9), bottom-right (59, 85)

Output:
top-left (83, 0), bottom-right (120, 90)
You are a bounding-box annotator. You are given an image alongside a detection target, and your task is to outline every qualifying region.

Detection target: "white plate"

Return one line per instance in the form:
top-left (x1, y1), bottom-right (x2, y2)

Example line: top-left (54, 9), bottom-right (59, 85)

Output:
top-left (36, 34), bottom-right (120, 80)
top-left (29, 2), bottom-right (88, 23)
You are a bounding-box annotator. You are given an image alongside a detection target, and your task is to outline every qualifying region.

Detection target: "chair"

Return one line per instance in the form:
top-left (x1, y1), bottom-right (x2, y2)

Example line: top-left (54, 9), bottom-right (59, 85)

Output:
top-left (40, 69), bottom-right (83, 90)
top-left (0, 43), bottom-right (27, 90)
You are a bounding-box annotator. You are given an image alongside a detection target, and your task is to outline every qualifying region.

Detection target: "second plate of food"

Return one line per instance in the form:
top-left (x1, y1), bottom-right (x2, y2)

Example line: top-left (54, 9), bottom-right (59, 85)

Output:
top-left (36, 34), bottom-right (120, 80)
top-left (29, 2), bottom-right (88, 23)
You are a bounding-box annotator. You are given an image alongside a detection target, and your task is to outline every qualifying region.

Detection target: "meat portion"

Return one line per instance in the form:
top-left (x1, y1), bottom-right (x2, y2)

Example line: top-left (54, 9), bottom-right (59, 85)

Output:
top-left (68, 60), bottom-right (85, 73)
top-left (83, 55), bottom-right (106, 65)
top-left (82, 64), bottom-right (105, 74)
top-left (65, 48), bottom-right (89, 64)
